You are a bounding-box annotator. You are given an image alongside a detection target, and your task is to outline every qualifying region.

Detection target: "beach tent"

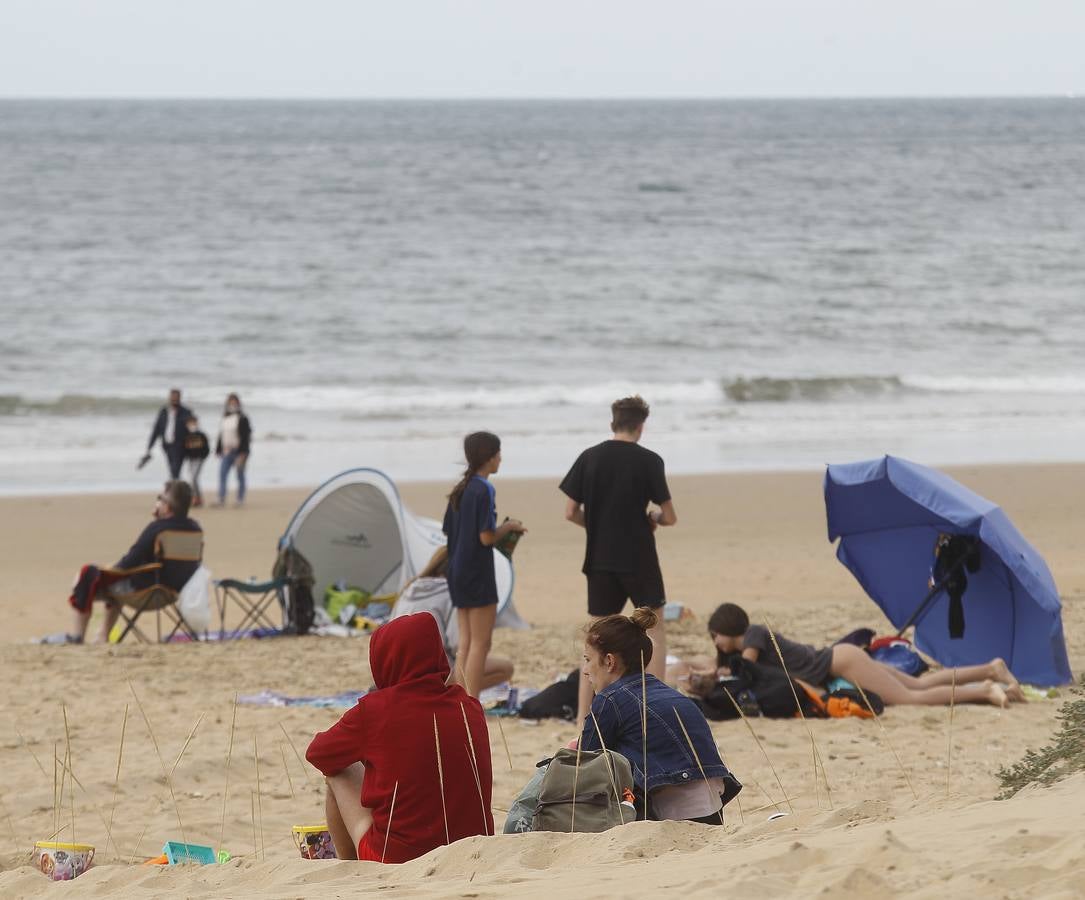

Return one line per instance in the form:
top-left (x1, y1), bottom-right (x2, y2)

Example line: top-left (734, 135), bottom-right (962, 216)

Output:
top-left (279, 468), bottom-right (523, 625)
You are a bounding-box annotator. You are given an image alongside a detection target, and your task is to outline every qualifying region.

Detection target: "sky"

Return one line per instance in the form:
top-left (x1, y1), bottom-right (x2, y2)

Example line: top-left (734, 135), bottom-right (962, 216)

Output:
top-left (2, 0), bottom-right (1084, 99)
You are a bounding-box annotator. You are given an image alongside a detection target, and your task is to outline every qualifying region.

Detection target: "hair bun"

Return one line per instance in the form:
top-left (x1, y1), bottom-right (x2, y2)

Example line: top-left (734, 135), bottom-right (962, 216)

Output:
top-left (630, 607), bottom-right (659, 631)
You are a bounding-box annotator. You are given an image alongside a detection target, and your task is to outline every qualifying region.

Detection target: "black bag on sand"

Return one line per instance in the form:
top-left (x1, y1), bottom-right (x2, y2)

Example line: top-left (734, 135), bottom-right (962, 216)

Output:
top-left (518, 669), bottom-right (580, 721)
top-left (696, 655), bottom-right (817, 720)
top-left (272, 543), bottom-right (315, 635)
top-left (531, 748), bottom-right (636, 833)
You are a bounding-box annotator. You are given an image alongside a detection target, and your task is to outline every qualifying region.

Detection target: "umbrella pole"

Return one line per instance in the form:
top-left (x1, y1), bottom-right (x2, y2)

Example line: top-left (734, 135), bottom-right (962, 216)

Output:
top-left (895, 553), bottom-right (970, 638)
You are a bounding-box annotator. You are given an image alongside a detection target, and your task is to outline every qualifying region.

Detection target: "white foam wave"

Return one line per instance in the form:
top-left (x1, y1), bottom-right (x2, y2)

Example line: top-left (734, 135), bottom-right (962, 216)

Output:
top-left (237, 379), bottom-right (724, 415)
top-left (901, 374), bottom-right (1085, 395)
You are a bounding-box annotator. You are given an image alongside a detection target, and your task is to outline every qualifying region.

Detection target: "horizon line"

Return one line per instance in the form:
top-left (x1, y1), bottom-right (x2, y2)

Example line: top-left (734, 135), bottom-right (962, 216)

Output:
top-left (0, 92), bottom-right (1080, 103)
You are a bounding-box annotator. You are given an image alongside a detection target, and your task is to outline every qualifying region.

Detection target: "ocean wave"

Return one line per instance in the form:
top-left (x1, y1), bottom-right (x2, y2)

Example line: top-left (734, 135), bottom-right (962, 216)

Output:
top-left (901, 374), bottom-right (1085, 394)
top-left (7, 373), bottom-right (1082, 421)
top-left (252, 379), bottom-right (724, 416)
top-left (637, 182), bottom-right (685, 193)
top-left (0, 393), bottom-right (163, 416)
top-left (722, 376), bottom-right (906, 403)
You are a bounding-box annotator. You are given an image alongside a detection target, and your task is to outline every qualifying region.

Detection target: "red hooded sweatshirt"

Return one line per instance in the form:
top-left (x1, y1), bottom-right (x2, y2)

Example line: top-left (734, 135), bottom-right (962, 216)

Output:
top-left (306, 613), bottom-right (494, 863)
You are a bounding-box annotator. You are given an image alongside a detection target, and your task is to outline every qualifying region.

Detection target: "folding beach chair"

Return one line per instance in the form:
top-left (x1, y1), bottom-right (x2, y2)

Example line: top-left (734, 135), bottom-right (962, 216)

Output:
top-left (214, 577), bottom-right (287, 639)
top-left (106, 530), bottom-right (205, 643)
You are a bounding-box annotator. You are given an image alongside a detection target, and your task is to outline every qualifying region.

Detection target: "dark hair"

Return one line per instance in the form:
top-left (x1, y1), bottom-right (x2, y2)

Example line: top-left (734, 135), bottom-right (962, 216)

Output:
top-left (708, 602), bottom-right (749, 637)
top-left (223, 393), bottom-right (241, 414)
top-left (418, 546), bottom-right (449, 579)
top-left (447, 431), bottom-right (501, 511)
top-left (586, 607), bottom-right (657, 673)
top-left (164, 479), bottom-right (193, 517)
top-left (611, 395), bottom-right (650, 433)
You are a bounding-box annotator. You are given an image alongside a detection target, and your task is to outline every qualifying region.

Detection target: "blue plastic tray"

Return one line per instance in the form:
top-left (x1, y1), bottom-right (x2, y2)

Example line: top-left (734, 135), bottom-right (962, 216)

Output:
top-left (163, 841), bottom-right (217, 865)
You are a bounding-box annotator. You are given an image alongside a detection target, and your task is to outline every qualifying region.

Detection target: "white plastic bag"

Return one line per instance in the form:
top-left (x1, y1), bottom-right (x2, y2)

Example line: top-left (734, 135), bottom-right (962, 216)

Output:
top-left (178, 565), bottom-right (212, 635)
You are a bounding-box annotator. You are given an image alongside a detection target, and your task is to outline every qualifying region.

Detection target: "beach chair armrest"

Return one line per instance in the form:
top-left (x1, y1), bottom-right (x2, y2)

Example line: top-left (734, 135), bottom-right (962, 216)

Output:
top-left (101, 563), bottom-right (162, 578)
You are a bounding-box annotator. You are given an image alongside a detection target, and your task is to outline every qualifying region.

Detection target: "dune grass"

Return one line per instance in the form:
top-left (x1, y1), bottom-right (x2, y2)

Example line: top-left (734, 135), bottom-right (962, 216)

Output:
top-left (997, 676), bottom-right (1085, 799)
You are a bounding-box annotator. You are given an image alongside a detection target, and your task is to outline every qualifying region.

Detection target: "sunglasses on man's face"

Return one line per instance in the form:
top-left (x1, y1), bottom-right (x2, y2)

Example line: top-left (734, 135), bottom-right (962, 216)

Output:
top-left (156, 495), bottom-right (168, 503)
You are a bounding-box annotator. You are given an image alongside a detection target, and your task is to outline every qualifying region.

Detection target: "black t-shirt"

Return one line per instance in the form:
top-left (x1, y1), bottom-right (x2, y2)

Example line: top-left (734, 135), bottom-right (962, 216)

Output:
top-left (559, 440), bottom-right (671, 576)
top-left (740, 625), bottom-right (835, 687)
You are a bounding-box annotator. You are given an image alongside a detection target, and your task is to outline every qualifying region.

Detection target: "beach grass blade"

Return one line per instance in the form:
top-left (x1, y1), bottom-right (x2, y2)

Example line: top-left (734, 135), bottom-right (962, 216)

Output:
top-left (853, 680), bottom-right (918, 801)
top-left (433, 715), bottom-right (450, 844)
top-left (588, 710), bottom-right (626, 825)
top-left (382, 781), bottom-right (399, 864)
top-left (764, 618), bottom-right (833, 809)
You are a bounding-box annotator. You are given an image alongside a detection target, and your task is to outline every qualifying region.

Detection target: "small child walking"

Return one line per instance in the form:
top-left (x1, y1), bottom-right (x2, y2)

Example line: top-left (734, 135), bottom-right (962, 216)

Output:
top-left (182, 417), bottom-right (211, 507)
top-left (442, 432), bottom-right (526, 698)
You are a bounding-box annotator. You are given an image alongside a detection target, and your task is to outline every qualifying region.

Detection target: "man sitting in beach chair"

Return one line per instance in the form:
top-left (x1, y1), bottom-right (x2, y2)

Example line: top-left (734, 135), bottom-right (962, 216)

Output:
top-left (52, 480), bottom-right (202, 644)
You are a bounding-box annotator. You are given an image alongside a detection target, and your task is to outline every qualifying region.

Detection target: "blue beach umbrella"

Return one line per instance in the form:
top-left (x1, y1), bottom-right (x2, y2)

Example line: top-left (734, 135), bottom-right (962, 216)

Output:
top-left (824, 455), bottom-right (1072, 686)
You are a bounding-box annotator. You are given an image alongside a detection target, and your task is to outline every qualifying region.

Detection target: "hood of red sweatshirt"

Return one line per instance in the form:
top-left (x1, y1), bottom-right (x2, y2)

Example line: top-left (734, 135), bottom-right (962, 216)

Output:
top-left (369, 612), bottom-right (450, 689)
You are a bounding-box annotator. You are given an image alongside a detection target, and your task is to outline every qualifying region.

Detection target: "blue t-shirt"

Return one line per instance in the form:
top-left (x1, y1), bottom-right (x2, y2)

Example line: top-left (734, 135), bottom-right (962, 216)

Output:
top-left (442, 476), bottom-right (498, 608)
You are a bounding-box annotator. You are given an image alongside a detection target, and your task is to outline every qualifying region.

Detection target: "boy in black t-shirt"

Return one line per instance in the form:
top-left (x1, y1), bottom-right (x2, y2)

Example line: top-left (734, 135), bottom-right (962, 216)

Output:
top-left (560, 395), bottom-right (677, 721)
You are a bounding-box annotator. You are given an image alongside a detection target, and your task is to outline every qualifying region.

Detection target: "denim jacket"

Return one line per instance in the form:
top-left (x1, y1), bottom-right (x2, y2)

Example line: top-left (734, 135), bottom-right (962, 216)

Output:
top-left (579, 673), bottom-right (742, 798)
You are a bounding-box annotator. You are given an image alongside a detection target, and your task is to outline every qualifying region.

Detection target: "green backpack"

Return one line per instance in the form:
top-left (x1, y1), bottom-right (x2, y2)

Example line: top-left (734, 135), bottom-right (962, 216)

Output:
top-left (530, 748), bottom-right (635, 833)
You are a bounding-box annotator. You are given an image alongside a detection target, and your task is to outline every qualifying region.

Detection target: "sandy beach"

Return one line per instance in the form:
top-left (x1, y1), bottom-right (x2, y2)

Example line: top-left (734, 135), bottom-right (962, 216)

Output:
top-left (1, 465), bottom-right (1082, 898)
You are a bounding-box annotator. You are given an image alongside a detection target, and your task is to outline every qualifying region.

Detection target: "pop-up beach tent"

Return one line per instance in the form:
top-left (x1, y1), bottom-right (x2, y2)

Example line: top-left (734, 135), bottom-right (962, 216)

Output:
top-left (279, 468), bottom-right (523, 626)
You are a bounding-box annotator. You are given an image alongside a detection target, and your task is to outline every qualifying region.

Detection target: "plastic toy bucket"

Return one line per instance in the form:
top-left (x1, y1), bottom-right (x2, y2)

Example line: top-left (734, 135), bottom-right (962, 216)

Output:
top-left (291, 824), bottom-right (336, 859)
top-left (34, 841), bottom-right (95, 881)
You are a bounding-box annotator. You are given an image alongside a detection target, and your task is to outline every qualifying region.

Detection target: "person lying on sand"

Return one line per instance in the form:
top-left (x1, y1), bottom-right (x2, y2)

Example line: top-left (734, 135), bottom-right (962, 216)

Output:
top-left (699, 603), bottom-right (1023, 709)
top-left (578, 608), bottom-right (742, 823)
top-left (306, 613), bottom-right (493, 863)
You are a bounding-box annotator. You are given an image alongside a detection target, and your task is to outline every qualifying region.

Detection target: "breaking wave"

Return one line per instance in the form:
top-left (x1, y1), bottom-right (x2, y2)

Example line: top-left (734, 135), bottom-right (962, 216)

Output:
top-left (722, 376), bottom-right (907, 403)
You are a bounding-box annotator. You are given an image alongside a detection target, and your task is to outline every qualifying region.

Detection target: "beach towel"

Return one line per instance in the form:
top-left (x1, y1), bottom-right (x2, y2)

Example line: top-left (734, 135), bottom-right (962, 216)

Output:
top-left (238, 689), bottom-right (368, 708)
top-left (68, 565), bottom-right (130, 613)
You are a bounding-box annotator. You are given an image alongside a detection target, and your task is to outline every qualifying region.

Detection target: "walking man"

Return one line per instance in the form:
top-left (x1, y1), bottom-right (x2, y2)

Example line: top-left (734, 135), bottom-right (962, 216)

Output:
top-left (560, 395), bottom-right (677, 722)
top-left (141, 388), bottom-right (192, 479)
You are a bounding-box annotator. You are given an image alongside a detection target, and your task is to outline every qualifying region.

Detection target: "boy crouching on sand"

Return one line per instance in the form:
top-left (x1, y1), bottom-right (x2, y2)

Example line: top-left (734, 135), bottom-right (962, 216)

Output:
top-left (306, 613), bottom-right (494, 862)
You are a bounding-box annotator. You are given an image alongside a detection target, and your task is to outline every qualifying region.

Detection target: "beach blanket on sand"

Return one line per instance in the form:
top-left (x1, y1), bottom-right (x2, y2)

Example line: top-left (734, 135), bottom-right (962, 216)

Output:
top-left (239, 689), bottom-right (368, 708)
top-left (236, 682), bottom-right (540, 712)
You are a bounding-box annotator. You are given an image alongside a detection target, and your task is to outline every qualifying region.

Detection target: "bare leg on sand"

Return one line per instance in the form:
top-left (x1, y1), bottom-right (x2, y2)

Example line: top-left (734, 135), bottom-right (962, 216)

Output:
top-left (882, 656), bottom-right (1024, 701)
top-left (831, 644), bottom-right (1008, 708)
top-left (324, 763), bottom-right (373, 860)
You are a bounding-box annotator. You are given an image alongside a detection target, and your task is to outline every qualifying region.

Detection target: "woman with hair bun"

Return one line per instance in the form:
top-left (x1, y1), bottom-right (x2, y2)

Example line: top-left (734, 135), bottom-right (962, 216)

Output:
top-left (579, 608), bottom-right (741, 823)
top-left (442, 431), bottom-right (526, 698)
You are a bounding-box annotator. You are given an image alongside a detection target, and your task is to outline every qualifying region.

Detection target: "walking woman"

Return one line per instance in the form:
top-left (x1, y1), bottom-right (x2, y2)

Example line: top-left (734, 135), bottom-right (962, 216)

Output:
top-left (215, 393), bottom-right (252, 507)
top-left (442, 432), bottom-right (525, 697)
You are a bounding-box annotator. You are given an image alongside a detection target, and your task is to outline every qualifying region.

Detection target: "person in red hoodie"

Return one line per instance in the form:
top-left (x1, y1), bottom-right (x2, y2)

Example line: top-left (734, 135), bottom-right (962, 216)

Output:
top-left (306, 613), bottom-right (494, 862)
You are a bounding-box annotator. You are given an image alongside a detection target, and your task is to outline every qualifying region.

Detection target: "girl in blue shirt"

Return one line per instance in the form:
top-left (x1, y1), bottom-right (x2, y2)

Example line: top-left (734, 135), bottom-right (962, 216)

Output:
top-left (442, 432), bottom-right (525, 697)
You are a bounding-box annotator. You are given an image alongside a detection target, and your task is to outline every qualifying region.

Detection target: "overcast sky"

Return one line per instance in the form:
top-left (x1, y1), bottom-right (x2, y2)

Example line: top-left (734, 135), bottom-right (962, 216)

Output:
top-left (3, 0), bottom-right (1084, 99)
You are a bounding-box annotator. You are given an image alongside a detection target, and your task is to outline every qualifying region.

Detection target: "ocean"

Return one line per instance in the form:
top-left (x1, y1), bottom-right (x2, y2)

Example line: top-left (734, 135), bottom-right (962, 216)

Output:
top-left (2, 98), bottom-right (1084, 495)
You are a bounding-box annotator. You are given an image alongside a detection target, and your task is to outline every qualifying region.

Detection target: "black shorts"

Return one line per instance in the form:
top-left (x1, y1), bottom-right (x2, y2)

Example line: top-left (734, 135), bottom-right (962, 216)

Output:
top-left (586, 570), bottom-right (665, 618)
